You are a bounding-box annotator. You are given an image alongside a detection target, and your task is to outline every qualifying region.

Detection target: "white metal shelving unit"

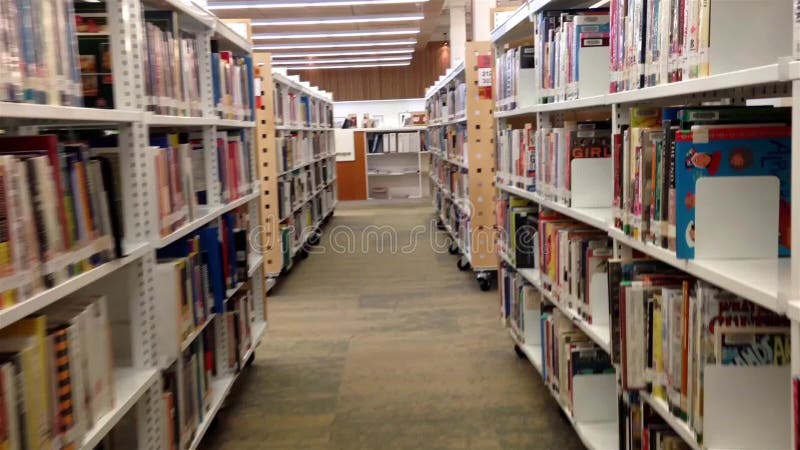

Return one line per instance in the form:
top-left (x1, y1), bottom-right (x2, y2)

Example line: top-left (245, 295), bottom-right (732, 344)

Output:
top-left (259, 67), bottom-right (338, 280)
top-left (363, 128), bottom-right (427, 200)
top-left (426, 42), bottom-right (497, 291)
top-left (0, 4), bottom-right (266, 449)
top-left (492, 1), bottom-right (800, 449)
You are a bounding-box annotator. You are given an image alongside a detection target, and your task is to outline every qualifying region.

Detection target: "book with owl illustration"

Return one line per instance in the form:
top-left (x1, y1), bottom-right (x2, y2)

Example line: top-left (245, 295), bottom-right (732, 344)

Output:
top-left (674, 125), bottom-right (791, 259)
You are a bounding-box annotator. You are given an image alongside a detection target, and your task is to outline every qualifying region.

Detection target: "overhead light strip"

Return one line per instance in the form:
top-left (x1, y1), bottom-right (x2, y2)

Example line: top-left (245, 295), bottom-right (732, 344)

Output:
top-left (208, 0), bottom-right (428, 9)
top-left (271, 48), bottom-right (415, 58)
top-left (253, 29), bottom-right (420, 40)
top-left (254, 39), bottom-right (417, 50)
top-left (284, 62), bottom-right (411, 70)
top-left (252, 13), bottom-right (423, 26)
top-left (272, 55), bottom-right (413, 65)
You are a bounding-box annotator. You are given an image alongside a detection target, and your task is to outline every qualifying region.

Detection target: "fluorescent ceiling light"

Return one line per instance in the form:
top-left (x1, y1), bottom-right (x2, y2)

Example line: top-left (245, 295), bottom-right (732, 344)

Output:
top-left (253, 29), bottom-right (419, 40)
top-left (589, 0), bottom-right (610, 7)
top-left (271, 48), bottom-right (414, 58)
top-left (273, 55), bottom-right (413, 65)
top-left (254, 39), bottom-right (417, 50)
top-left (285, 62), bottom-right (411, 70)
top-left (252, 13), bottom-right (423, 26)
top-left (209, 0), bottom-right (428, 9)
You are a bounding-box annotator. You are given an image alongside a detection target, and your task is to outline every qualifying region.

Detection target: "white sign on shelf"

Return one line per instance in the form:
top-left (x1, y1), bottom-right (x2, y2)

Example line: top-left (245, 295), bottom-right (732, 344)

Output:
top-left (334, 129), bottom-right (355, 162)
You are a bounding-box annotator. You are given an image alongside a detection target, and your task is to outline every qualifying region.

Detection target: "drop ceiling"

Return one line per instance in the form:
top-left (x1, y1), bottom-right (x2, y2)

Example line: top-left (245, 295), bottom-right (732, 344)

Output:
top-left (209, 0), bottom-right (451, 70)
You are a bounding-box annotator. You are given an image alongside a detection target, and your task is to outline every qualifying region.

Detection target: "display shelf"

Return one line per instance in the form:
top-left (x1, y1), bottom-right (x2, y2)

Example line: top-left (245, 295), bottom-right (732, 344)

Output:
top-left (367, 151), bottom-right (424, 156)
top-left (155, 190), bottom-right (260, 249)
top-left (428, 114), bottom-right (467, 127)
top-left (272, 71), bottom-right (333, 102)
top-left (184, 314), bottom-right (266, 450)
top-left (490, 1), bottom-right (531, 44)
top-left (276, 125), bottom-right (335, 131)
top-left (80, 367), bottom-right (160, 450)
top-left (213, 19), bottom-right (252, 53)
top-left (242, 320), bottom-right (268, 365)
top-left (497, 180), bottom-right (785, 314)
top-left (0, 102), bottom-right (142, 122)
top-left (146, 114), bottom-right (215, 127)
top-left (368, 171), bottom-right (420, 176)
top-left (508, 303), bottom-right (618, 450)
top-left (248, 254), bottom-right (264, 277)
top-left (0, 242), bottom-right (150, 329)
top-left (278, 152), bottom-right (336, 177)
top-left (431, 151), bottom-right (468, 170)
top-left (217, 119), bottom-right (256, 128)
top-left (639, 392), bottom-right (703, 450)
top-left (425, 61), bottom-right (466, 99)
top-left (508, 327), bottom-right (543, 373)
top-left (515, 267), bottom-right (611, 353)
top-left (355, 126), bottom-right (427, 132)
top-left (180, 314), bottom-right (217, 353)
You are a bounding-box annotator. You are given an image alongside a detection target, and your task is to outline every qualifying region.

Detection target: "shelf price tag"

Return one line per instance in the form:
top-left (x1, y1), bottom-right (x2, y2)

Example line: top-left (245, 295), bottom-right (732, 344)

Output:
top-left (477, 54), bottom-right (492, 99)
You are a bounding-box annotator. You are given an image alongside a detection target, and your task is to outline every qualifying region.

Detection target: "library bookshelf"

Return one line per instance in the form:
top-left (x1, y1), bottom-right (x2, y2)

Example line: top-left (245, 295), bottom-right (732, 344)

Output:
top-left (257, 68), bottom-right (338, 281)
top-left (426, 42), bottom-right (497, 291)
top-left (0, 3), bottom-right (265, 449)
top-left (492, 1), bottom-right (800, 449)
top-left (363, 127), bottom-right (428, 200)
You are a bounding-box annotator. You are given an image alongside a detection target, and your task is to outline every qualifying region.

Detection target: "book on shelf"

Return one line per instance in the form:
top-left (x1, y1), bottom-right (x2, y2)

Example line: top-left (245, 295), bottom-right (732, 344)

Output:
top-left (611, 106), bottom-right (791, 259)
top-left (610, 258), bottom-right (790, 442)
top-left (144, 11), bottom-right (203, 117)
top-left (0, 135), bottom-right (120, 308)
top-left (533, 9), bottom-right (610, 103)
top-left (495, 45), bottom-right (536, 111)
top-left (497, 123), bottom-right (535, 190)
top-left (536, 120), bottom-right (611, 205)
top-left (0, 0), bottom-right (82, 106)
top-left (620, 391), bottom-right (693, 450)
top-left (211, 48), bottom-right (253, 122)
top-left (150, 133), bottom-right (194, 237)
top-left (75, 4), bottom-right (113, 109)
top-left (0, 296), bottom-right (114, 449)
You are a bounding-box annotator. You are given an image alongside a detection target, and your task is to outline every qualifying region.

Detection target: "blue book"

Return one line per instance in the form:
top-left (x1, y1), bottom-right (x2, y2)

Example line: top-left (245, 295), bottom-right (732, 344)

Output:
top-left (300, 96), bottom-right (311, 126)
top-left (198, 227), bottom-right (226, 313)
top-left (675, 125), bottom-right (791, 259)
top-left (211, 53), bottom-right (221, 110)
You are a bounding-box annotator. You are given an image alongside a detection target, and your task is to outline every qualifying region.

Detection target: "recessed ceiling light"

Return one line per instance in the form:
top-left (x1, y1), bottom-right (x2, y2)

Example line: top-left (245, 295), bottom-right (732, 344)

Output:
top-left (208, 0), bottom-right (428, 9)
top-left (253, 29), bottom-right (420, 40)
top-left (285, 62), bottom-right (412, 70)
top-left (252, 13), bottom-right (423, 26)
top-left (273, 55), bottom-right (413, 65)
top-left (254, 39), bottom-right (418, 50)
top-left (271, 48), bottom-right (415, 58)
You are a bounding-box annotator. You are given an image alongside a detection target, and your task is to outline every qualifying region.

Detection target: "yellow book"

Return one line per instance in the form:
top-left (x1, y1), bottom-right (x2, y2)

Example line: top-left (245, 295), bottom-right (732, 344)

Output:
top-left (0, 317), bottom-right (52, 450)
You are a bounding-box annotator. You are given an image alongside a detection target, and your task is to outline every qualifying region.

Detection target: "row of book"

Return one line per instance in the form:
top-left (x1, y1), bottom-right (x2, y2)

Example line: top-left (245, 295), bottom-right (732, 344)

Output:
top-left (437, 124), bottom-right (467, 164)
top-left (76, 6), bottom-right (113, 109)
top-left (621, 392), bottom-right (693, 450)
top-left (534, 10), bottom-right (610, 103)
top-left (277, 162), bottom-right (334, 222)
top-left (161, 280), bottom-right (257, 450)
top-left (0, 135), bottom-right (122, 310)
top-left (0, 296), bottom-right (114, 449)
top-left (212, 50), bottom-right (253, 122)
top-left (612, 261), bottom-right (789, 444)
top-left (426, 81), bottom-right (466, 122)
top-left (150, 131), bottom-right (253, 237)
top-left (496, 125), bottom-right (535, 189)
top-left (608, 0), bottom-right (709, 92)
top-left (430, 158), bottom-right (467, 200)
top-left (495, 45), bottom-right (536, 111)
top-left (496, 195), bottom-right (537, 270)
top-left (276, 131), bottom-right (332, 174)
top-left (366, 131), bottom-right (423, 154)
top-left (144, 11), bottom-right (203, 117)
top-left (535, 120), bottom-right (612, 205)
top-left (0, 0), bottom-right (83, 106)
top-left (274, 83), bottom-right (333, 127)
top-left (612, 106), bottom-right (791, 259)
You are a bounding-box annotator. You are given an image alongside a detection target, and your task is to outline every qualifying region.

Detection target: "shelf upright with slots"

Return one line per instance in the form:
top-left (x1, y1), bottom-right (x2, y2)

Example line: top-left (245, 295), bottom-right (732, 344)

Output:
top-left (258, 68), bottom-right (338, 280)
top-left (364, 128), bottom-right (427, 199)
top-left (426, 41), bottom-right (497, 291)
top-left (491, 0), bottom-right (800, 449)
top-left (0, 2), bottom-right (267, 447)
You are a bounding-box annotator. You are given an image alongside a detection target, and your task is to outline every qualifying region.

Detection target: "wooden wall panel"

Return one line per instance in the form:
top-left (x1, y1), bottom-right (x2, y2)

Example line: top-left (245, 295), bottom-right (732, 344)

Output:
top-left (336, 131), bottom-right (368, 200)
top-left (288, 42), bottom-right (451, 101)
